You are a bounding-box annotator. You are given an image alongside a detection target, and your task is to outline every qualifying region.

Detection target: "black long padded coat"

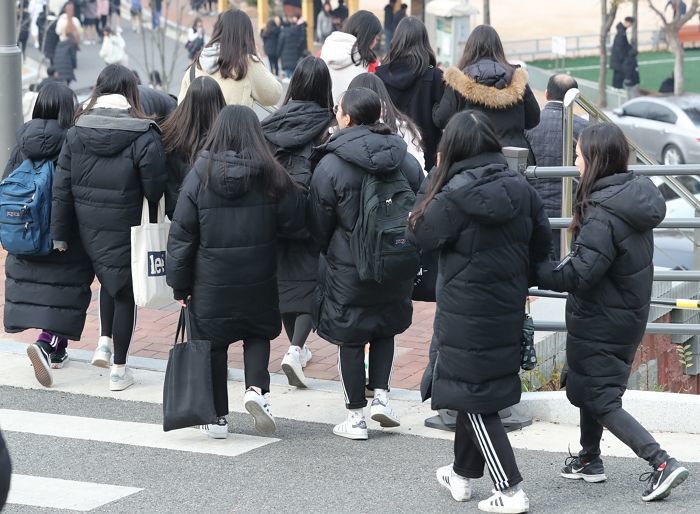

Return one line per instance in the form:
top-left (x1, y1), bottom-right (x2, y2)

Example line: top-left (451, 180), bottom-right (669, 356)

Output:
top-left (537, 173), bottom-right (665, 417)
top-left (3, 119), bottom-right (94, 340)
top-left (166, 151), bottom-right (306, 343)
top-left (409, 153), bottom-right (551, 414)
top-left (52, 105), bottom-right (168, 297)
top-left (308, 125), bottom-right (423, 347)
top-left (261, 100), bottom-right (334, 314)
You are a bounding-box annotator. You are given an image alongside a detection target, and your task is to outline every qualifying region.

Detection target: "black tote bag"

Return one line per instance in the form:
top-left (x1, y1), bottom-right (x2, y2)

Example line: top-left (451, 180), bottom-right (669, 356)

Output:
top-left (162, 306), bottom-right (217, 431)
top-left (412, 250), bottom-right (438, 302)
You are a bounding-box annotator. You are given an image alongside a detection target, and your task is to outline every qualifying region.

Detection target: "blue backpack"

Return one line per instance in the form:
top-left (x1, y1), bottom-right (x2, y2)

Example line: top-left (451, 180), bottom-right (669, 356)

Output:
top-left (0, 159), bottom-right (54, 256)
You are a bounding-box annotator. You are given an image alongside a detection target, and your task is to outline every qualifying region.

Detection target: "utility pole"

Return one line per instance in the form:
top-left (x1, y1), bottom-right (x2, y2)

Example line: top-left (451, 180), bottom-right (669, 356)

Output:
top-left (0, 1), bottom-right (23, 167)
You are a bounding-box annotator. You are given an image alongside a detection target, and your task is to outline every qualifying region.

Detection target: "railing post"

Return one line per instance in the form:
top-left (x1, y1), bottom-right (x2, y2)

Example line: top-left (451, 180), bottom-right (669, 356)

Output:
top-left (561, 88), bottom-right (579, 258)
top-left (0, 2), bottom-right (24, 167)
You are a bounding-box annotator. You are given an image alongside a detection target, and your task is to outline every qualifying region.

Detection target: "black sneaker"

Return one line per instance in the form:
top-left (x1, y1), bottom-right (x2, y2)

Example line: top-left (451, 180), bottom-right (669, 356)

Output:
top-left (26, 341), bottom-right (53, 387)
top-left (50, 349), bottom-right (69, 369)
top-left (640, 458), bottom-right (689, 501)
top-left (561, 452), bottom-right (607, 483)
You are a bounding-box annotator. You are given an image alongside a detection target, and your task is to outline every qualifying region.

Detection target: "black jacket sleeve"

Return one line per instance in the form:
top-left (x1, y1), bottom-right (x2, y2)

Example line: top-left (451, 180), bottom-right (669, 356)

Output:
top-left (528, 188), bottom-right (552, 285)
top-left (433, 87), bottom-right (460, 129)
top-left (166, 171), bottom-right (200, 293)
top-left (408, 178), bottom-right (463, 252)
top-left (307, 159), bottom-right (338, 253)
top-left (51, 140), bottom-right (75, 242)
top-left (136, 128), bottom-right (168, 204)
top-left (523, 85), bottom-right (541, 130)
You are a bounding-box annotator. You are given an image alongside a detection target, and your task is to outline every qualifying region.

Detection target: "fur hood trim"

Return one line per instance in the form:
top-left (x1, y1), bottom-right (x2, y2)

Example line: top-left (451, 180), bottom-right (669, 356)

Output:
top-left (444, 66), bottom-right (529, 109)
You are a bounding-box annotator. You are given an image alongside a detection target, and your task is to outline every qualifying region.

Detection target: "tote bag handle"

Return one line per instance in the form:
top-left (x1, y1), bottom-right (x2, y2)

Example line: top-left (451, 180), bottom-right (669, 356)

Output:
top-left (140, 196), bottom-right (167, 225)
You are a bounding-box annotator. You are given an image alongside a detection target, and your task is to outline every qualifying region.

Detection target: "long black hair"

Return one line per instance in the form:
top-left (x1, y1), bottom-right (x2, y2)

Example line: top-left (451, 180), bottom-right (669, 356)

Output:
top-left (456, 24), bottom-right (512, 71)
top-left (283, 56), bottom-right (334, 111)
top-left (201, 9), bottom-right (259, 80)
top-left (32, 82), bottom-right (76, 129)
top-left (344, 10), bottom-right (382, 67)
top-left (409, 111), bottom-right (502, 229)
top-left (384, 16), bottom-right (436, 76)
top-left (339, 87), bottom-right (391, 135)
top-left (348, 73), bottom-right (422, 150)
top-left (161, 76), bottom-right (226, 165)
top-left (76, 64), bottom-right (147, 119)
top-left (570, 123), bottom-right (629, 234)
top-left (202, 105), bottom-right (293, 198)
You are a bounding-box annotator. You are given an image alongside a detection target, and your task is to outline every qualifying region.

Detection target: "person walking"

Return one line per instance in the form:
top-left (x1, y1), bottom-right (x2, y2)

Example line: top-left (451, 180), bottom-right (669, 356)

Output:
top-left (166, 106), bottom-right (305, 438)
top-left (161, 76), bottom-right (226, 218)
top-left (277, 15), bottom-right (307, 79)
top-left (536, 123), bottom-right (689, 503)
top-left (433, 25), bottom-right (540, 164)
top-left (376, 16), bottom-right (443, 170)
top-left (53, 32), bottom-right (78, 86)
top-left (261, 56), bottom-right (335, 388)
top-left (320, 10), bottom-right (383, 102)
top-left (99, 26), bottom-right (128, 65)
top-left (611, 17), bottom-right (634, 90)
top-left (623, 48), bottom-right (641, 99)
top-left (382, 0), bottom-right (406, 54)
top-left (3, 83), bottom-right (95, 388)
top-left (261, 18), bottom-right (281, 76)
top-left (186, 17), bottom-right (206, 61)
top-left (82, 0), bottom-right (99, 44)
top-left (178, 10), bottom-right (281, 108)
top-left (52, 64), bottom-right (167, 392)
top-left (308, 88), bottom-right (422, 440)
top-left (408, 111), bottom-right (551, 513)
top-left (316, 2), bottom-right (334, 44)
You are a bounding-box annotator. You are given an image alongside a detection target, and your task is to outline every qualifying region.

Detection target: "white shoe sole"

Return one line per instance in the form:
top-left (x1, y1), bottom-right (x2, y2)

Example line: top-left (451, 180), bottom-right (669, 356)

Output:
top-left (244, 399), bottom-right (276, 435)
top-left (109, 377), bottom-right (135, 391)
top-left (477, 502), bottom-right (529, 514)
top-left (560, 472), bottom-right (607, 483)
top-left (370, 408), bottom-right (401, 428)
top-left (436, 469), bottom-right (471, 502)
top-left (91, 349), bottom-right (112, 368)
top-left (51, 356), bottom-right (69, 369)
top-left (27, 345), bottom-right (52, 388)
top-left (642, 467), bottom-right (689, 501)
top-left (200, 428), bottom-right (228, 439)
top-left (281, 358), bottom-right (308, 388)
top-left (332, 427), bottom-right (368, 440)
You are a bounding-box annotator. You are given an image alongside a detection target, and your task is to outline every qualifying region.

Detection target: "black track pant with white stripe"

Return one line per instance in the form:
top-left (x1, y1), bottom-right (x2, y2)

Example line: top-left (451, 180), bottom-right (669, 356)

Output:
top-left (453, 411), bottom-right (523, 491)
top-left (337, 338), bottom-right (394, 410)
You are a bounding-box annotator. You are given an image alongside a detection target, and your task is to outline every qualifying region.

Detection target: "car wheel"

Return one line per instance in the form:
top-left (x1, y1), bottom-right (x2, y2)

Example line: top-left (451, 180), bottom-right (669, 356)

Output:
top-left (662, 144), bottom-right (685, 165)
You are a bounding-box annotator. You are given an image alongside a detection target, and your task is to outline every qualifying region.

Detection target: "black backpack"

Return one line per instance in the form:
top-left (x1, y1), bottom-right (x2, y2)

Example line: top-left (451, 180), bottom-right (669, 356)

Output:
top-left (350, 170), bottom-right (419, 283)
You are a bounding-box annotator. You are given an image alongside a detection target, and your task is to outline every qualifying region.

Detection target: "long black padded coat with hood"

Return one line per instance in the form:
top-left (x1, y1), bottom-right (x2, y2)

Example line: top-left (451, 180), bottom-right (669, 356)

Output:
top-left (261, 100), bottom-right (334, 314)
top-left (166, 151), bottom-right (306, 343)
top-left (537, 173), bottom-right (665, 417)
top-left (308, 125), bottom-right (423, 346)
top-left (3, 119), bottom-right (94, 340)
top-left (409, 153), bottom-right (551, 414)
top-left (51, 95), bottom-right (168, 297)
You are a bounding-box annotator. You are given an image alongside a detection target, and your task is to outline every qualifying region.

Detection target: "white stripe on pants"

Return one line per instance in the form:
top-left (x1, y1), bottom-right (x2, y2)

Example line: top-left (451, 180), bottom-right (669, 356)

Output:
top-left (467, 413), bottom-right (510, 490)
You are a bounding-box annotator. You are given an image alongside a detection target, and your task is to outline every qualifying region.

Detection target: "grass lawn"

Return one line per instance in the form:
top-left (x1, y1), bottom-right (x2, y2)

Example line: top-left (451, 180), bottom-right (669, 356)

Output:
top-left (529, 49), bottom-right (700, 94)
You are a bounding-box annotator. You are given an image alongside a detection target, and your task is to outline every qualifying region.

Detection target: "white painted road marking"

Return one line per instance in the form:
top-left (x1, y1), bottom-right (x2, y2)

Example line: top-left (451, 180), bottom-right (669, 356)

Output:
top-left (0, 409), bottom-right (279, 457)
top-left (7, 474), bottom-right (142, 511)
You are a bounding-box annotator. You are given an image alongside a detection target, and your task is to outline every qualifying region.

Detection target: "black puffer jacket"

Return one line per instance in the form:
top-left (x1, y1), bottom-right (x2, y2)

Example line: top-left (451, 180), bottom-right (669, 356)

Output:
top-left (375, 61), bottom-right (444, 170)
top-left (308, 125), bottom-right (423, 346)
top-left (261, 101), bottom-right (334, 314)
top-left (261, 25), bottom-right (280, 56)
top-left (138, 86), bottom-right (177, 124)
top-left (52, 102), bottom-right (167, 297)
top-left (53, 40), bottom-right (77, 83)
top-left (166, 151), bottom-right (306, 343)
top-left (537, 173), bottom-right (665, 417)
top-left (3, 120), bottom-right (94, 340)
top-left (164, 150), bottom-right (190, 219)
top-left (610, 23), bottom-right (631, 72)
top-left (277, 23), bottom-right (307, 71)
top-left (434, 60), bottom-right (540, 164)
top-left (409, 153), bottom-right (551, 413)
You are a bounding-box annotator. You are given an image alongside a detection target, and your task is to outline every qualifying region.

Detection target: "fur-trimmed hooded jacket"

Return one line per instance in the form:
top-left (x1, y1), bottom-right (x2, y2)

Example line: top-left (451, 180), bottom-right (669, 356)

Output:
top-left (433, 60), bottom-right (540, 163)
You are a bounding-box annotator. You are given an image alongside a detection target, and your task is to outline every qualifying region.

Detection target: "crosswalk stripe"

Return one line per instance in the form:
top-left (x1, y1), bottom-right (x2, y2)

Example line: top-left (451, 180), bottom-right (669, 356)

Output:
top-left (7, 474), bottom-right (142, 511)
top-left (0, 409), bottom-right (279, 457)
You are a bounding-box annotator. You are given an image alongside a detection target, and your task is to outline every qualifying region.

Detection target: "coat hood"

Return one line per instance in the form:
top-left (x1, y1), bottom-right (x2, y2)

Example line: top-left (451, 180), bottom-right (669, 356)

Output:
top-left (318, 125), bottom-right (408, 175)
top-left (444, 152), bottom-right (522, 225)
top-left (320, 32), bottom-right (359, 70)
top-left (16, 119), bottom-right (66, 161)
top-left (194, 150), bottom-right (264, 200)
top-left (375, 60), bottom-right (424, 91)
top-left (589, 173), bottom-right (666, 232)
top-left (199, 43), bottom-right (221, 74)
top-left (261, 101), bottom-right (333, 150)
top-left (444, 62), bottom-right (528, 109)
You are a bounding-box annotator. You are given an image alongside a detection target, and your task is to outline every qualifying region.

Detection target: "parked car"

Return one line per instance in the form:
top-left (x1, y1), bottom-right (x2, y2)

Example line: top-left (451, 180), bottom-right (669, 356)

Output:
top-left (606, 95), bottom-right (700, 165)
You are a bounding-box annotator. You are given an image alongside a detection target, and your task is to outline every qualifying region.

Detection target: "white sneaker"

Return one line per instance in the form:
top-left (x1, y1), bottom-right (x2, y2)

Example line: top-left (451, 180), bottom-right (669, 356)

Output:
top-left (91, 336), bottom-right (113, 368)
top-left (436, 464), bottom-right (472, 501)
top-left (281, 346), bottom-right (311, 388)
top-left (109, 366), bottom-right (135, 391)
top-left (333, 415), bottom-right (369, 440)
top-left (199, 417), bottom-right (228, 439)
top-left (478, 488), bottom-right (529, 513)
top-left (243, 388), bottom-right (276, 434)
top-left (370, 397), bottom-right (400, 427)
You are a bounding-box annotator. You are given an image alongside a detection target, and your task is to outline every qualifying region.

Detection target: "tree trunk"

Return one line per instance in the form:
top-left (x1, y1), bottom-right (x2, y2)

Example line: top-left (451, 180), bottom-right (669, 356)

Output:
top-left (631, 0), bottom-right (639, 50)
top-left (599, 2), bottom-right (609, 107)
top-left (671, 33), bottom-right (685, 94)
top-left (483, 0), bottom-right (490, 25)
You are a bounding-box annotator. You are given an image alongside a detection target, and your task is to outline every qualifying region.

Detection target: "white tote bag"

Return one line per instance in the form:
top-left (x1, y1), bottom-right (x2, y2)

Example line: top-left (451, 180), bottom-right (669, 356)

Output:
top-left (131, 197), bottom-right (172, 308)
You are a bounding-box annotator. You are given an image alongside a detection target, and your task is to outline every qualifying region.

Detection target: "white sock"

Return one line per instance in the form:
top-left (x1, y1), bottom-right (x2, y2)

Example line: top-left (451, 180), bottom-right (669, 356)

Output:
top-left (501, 483), bottom-right (523, 497)
top-left (374, 388), bottom-right (388, 403)
top-left (348, 409), bottom-right (364, 419)
top-left (111, 364), bottom-right (125, 375)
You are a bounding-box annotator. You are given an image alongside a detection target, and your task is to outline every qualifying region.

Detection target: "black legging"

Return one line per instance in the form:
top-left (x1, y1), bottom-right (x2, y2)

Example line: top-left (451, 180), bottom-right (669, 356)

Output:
top-left (99, 286), bottom-right (137, 365)
top-left (282, 312), bottom-right (313, 348)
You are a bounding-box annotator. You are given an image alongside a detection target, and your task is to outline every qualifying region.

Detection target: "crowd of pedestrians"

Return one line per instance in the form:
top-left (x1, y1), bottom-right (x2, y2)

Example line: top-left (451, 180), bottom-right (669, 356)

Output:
top-left (1, 7), bottom-right (691, 513)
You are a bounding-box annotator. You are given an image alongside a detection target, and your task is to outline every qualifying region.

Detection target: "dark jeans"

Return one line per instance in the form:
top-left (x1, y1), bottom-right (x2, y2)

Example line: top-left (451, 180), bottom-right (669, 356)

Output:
top-left (579, 407), bottom-right (669, 467)
top-left (453, 411), bottom-right (523, 491)
top-left (268, 54), bottom-right (279, 75)
top-left (282, 312), bottom-right (313, 348)
top-left (99, 286), bottom-right (137, 365)
top-left (210, 338), bottom-right (270, 417)
top-left (338, 338), bottom-right (394, 410)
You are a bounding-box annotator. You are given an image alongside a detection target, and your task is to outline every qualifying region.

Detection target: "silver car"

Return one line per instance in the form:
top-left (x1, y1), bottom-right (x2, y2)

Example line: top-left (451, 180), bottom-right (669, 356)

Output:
top-left (607, 95), bottom-right (700, 164)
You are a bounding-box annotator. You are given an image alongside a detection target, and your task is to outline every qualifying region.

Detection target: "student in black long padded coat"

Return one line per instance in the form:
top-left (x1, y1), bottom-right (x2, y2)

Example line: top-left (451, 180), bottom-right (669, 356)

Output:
top-left (167, 106), bottom-right (305, 438)
top-left (308, 88), bottom-right (423, 441)
top-left (433, 25), bottom-right (540, 165)
top-left (375, 16), bottom-right (444, 171)
top-left (0, 429), bottom-right (9, 510)
top-left (161, 76), bottom-right (226, 218)
top-left (52, 64), bottom-right (167, 393)
top-left (3, 83), bottom-right (94, 389)
top-left (408, 111), bottom-right (550, 513)
top-left (536, 124), bottom-right (689, 503)
top-left (261, 56), bottom-right (335, 389)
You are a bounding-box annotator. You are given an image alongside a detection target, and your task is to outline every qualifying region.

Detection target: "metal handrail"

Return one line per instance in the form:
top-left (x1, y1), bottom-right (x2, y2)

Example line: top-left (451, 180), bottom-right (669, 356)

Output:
top-left (548, 218), bottom-right (700, 229)
top-left (526, 164), bottom-right (700, 179)
top-left (534, 320), bottom-right (700, 336)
